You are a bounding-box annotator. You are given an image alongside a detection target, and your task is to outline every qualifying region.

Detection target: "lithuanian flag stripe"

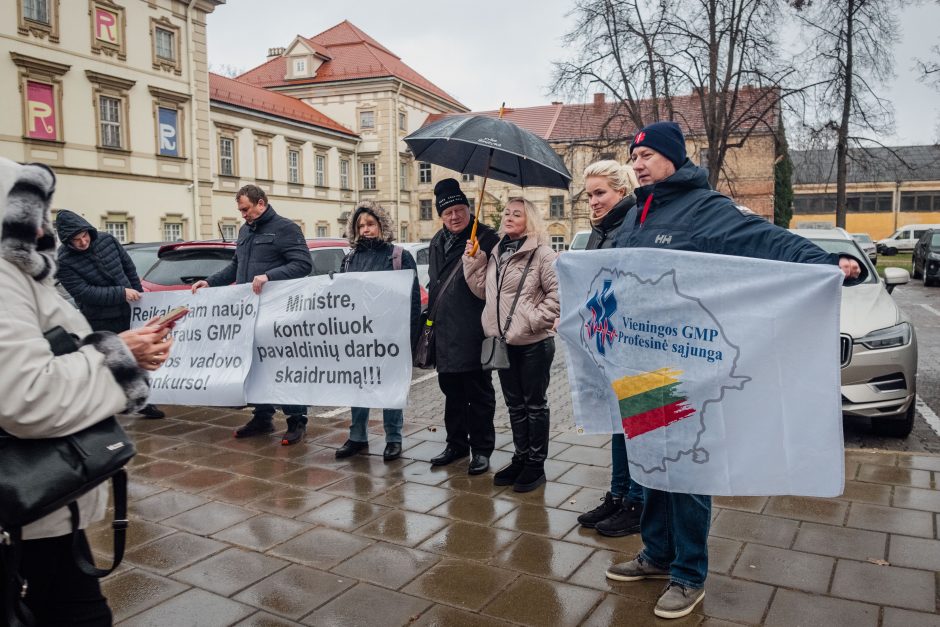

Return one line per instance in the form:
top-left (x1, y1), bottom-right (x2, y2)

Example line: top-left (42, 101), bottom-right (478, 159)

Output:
top-left (617, 381), bottom-right (685, 418)
top-left (622, 400), bottom-right (696, 438)
top-left (611, 367), bottom-right (683, 398)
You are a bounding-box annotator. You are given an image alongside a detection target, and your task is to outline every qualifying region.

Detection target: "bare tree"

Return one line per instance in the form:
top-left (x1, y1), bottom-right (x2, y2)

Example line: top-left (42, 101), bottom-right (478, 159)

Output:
top-left (791, 0), bottom-right (905, 228)
top-left (553, 0), bottom-right (792, 189)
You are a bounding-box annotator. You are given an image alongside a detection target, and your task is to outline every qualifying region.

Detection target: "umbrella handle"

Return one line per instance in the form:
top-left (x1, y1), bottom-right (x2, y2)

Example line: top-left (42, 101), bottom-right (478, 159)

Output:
top-left (467, 104), bottom-right (506, 258)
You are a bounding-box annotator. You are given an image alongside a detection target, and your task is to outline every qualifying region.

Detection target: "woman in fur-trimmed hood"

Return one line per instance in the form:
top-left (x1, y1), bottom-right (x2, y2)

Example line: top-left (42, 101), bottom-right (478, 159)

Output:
top-left (0, 157), bottom-right (174, 625)
top-left (337, 200), bottom-right (420, 463)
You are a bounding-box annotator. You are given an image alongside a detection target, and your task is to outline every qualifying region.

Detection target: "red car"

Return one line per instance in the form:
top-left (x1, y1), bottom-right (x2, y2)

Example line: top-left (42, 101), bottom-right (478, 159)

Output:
top-left (142, 239), bottom-right (428, 308)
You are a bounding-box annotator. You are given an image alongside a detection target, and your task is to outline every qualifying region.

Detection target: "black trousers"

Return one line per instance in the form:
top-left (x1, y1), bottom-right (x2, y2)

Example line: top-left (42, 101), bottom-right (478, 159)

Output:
top-left (498, 338), bottom-right (554, 467)
top-left (89, 311), bottom-right (130, 334)
top-left (19, 531), bottom-right (112, 626)
top-left (252, 405), bottom-right (308, 425)
top-left (437, 370), bottom-right (496, 456)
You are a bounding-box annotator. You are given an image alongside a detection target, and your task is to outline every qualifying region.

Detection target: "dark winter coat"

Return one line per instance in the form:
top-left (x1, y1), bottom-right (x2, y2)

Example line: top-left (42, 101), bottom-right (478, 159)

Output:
top-left (54, 210), bottom-right (142, 323)
top-left (586, 194), bottom-right (635, 250)
top-left (206, 204), bottom-right (311, 286)
top-left (427, 218), bottom-right (499, 372)
top-left (612, 160), bottom-right (841, 266)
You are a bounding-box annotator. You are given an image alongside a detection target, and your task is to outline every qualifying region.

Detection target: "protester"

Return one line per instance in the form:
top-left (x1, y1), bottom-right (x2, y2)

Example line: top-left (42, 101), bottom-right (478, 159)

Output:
top-left (335, 201), bottom-right (420, 461)
top-left (426, 178), bottom-right (500, 475)
top-left (605, 121), bottom-right (862, 619)
top-left (0, 158), bottom-right (172, 625)
top-left (463, 197), bottom-right (559, 492)
top-left (575, 160), bottom-right (645, 537)
top-left (191, 185), bottom-right (312, 445)
top-left (55, 209), bottom-right (165, 419)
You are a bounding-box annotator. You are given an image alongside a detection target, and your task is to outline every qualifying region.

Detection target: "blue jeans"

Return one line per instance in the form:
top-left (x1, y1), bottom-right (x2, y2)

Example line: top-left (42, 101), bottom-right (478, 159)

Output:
top-left (639, 488), bottom-right (711, 588)
top-left (610, 434), bottom-right (644, 503)
top-left (350, 407), bottom-right (403, 443)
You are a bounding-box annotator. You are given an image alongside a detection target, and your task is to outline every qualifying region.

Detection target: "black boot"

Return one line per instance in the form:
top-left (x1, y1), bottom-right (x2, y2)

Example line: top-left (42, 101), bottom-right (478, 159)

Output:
top-left (493, 457), bottom-right (525, 486)
top-left (234, 415), bottom-right (275, 439)
top-left (281, 415), bottom-right (307, 446)
top-left (577, 491), bottom-right (622, 528)
top-left (513, 464), bottom-right (546, 493)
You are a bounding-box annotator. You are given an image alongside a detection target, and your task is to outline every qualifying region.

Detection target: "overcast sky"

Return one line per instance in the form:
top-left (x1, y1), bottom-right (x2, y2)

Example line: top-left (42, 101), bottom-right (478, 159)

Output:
top-left (207, 1), bottom-right (940, 146)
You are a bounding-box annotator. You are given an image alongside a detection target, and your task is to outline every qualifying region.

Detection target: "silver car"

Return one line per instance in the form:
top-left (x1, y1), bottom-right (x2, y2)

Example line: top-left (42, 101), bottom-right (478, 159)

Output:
top-left (791, 229), bottom-right (917, 437)
top-left (850, 232), bottom-right (877, 264)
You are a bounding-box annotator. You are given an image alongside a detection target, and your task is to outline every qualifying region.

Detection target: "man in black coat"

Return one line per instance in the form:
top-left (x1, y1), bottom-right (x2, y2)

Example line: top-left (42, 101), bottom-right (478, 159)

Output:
top-left (55, 209), bottom-right (164, 418)
top-left (426, 178), bottom-right (500, 475)
top-left (192, 185), bottom-right (312, 445)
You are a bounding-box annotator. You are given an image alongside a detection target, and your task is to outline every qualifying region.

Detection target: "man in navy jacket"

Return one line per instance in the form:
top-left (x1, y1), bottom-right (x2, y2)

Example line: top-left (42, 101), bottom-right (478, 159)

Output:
top-left (605, 122), bottom-right (860, 620)
top-left (192, 185), bottom-right (312, 444)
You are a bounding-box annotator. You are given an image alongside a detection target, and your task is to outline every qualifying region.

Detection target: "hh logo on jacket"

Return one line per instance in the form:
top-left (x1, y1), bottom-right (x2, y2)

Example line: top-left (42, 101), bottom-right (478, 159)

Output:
top-left (655, 233), bottom-right (673, 245)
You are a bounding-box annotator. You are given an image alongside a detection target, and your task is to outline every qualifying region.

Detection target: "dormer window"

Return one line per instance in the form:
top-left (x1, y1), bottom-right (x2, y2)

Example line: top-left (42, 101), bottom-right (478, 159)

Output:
top-left (293, 58), bottom-right (306, 75)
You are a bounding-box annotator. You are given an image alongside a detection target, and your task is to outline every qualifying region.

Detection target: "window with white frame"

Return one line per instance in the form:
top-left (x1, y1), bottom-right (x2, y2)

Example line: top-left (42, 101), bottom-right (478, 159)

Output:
top-left (400, 161), bottom-right (408, 190)
top-left (362, 162), bottom-right (376, 190)
top-left (398, 111), bottom-right (406, 131)
top-left (219, 137), bottom-right (235, 176)
top-left (419, 162), bottom-right (431, 184)
top-left (316, 225), bottom-right (327, 237)
top-left (316, 154), bottom-right (326, 186)
top-left (288, 149), bottom-right (300, 184)
top-left (99, 95), bottom-right (122, 148)
top-left (106, 221), bottom-right (127, 243)
top-left (420, 199), bottom-right (433, 221)
top-left (550, 235), bottom-right (566, 252)
top-left (550, 195), bottom-right (564, 218)
top-left (24, 0), bottom-right (49, 23)
top-left (340, 159), bottom-right (350, 188)
top-left (220, 223), bottom-right (236, 240)
top-left (468, 198), bottom-right (475, 212)
top-left (400, 224), bottom-right (409, 241)
top-left (154, 27), bottom-right (175, 61)
top-left (163, 222), bottom-right (182, 241)
top-left (359, 110), bottom-right (375, 130)
top-left (462, 173), bottom-right (475, 182)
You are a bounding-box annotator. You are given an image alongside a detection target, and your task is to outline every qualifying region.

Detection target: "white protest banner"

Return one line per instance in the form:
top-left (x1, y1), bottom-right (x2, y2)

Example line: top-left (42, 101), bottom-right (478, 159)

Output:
top-left (557, 248), bottom-right (845, 497)
top-left (245, 271), bottom-right (413, 408)
top-left (131, 284), bottom-right (256, 406)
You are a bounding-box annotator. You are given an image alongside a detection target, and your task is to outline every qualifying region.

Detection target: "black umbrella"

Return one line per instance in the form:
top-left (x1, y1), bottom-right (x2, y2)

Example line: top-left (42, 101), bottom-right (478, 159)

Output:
top-left (404, 113), bottom-right (572, 190)
top-left (406, 110), bottom-right (572, 254)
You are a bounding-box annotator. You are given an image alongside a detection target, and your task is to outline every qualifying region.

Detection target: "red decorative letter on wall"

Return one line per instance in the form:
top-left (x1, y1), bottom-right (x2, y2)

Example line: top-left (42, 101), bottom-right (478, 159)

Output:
top-left (26, 82), bottom-right (57, 141)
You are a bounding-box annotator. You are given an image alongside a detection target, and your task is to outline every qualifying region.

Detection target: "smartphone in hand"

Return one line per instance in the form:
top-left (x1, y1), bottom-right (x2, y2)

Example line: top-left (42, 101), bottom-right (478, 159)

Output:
top-left (153, 306), bottom-right (189, 328)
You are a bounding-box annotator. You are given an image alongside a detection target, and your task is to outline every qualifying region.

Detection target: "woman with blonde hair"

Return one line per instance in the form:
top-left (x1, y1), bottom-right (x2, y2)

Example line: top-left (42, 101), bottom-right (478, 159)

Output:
top-left (463, 197), bottom-right (559, 492)
top-left (574, 159), bottom-right (646, 537)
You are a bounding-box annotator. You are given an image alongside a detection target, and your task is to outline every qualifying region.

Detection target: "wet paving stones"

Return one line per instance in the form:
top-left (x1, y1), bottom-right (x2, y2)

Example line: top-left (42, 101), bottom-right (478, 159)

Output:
top-left (104, 406), bottom-right (940, 625)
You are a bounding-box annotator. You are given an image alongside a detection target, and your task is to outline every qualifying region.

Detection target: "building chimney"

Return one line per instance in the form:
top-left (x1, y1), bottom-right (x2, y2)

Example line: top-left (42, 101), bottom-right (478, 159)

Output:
top-left (593, 93), bottom-right (606, 106)
top-left (267, 47), bottom-right (285, 60)
top-left (551, 101), bottom-right (563, 105)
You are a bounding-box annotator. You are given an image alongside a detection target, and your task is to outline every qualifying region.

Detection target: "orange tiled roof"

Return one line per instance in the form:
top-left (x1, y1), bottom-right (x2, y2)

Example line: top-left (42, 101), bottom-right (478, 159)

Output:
top-left (209, 72), bottom-right (357, 137)
top-left (425, 89), bottom-right (779, 142)
top-left (237, 20), bottom-right (465, 110)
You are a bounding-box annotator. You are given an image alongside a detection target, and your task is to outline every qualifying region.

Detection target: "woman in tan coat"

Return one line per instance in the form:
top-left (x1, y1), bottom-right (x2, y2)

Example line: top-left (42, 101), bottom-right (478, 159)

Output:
top-left (463, 197), bottom-right (559, 492)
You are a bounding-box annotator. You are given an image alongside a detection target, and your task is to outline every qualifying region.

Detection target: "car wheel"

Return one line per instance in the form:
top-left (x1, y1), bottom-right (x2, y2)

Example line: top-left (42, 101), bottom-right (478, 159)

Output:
top-left (871, 401), bottom-right (915, 438)
top-left (885, 247), bottom-right (898, 256)
top-left (912, 260), bottom-right (922, 279)
top-left (926, 274), bottom-right (934, 288)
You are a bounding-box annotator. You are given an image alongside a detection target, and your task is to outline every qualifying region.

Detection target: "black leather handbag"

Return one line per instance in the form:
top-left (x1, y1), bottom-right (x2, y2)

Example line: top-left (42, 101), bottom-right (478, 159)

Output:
top-left (414, 261), bottom-right (463, 369)
top-left (1, 326), bottom-right (136, 626)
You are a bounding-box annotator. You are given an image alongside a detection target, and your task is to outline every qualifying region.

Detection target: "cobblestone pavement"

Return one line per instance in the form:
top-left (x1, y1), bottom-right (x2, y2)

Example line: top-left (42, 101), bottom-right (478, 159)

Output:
top-left (90, 351), bottom-right (940, 626)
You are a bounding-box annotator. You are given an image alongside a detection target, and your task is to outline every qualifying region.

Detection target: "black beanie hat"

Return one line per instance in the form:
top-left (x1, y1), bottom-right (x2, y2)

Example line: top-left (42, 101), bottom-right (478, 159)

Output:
top-left (630, 121), bottom-right (687, 169)
top-left (434, 178), bottom-right (469, 215)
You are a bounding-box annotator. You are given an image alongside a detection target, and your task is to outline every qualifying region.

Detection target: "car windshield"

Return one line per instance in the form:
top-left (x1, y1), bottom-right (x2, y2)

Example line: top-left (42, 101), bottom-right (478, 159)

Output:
top-left (125, 247), bottom-right (161, 276)
top-left (852, 234), bottom-right (872, 243)
top-left (144, 249), bottom-right (233, 285)
top-left (931, 233), bottom-right (940, 248)
top-left (570, 232), bottom-right (590, 250)
top-left (805, 239), bottom-right (878, 285)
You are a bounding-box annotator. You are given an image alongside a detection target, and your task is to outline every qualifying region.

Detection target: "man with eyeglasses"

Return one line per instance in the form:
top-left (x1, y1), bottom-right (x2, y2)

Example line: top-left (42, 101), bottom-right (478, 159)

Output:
top-left (191, 184), bottom-right (312, 445)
